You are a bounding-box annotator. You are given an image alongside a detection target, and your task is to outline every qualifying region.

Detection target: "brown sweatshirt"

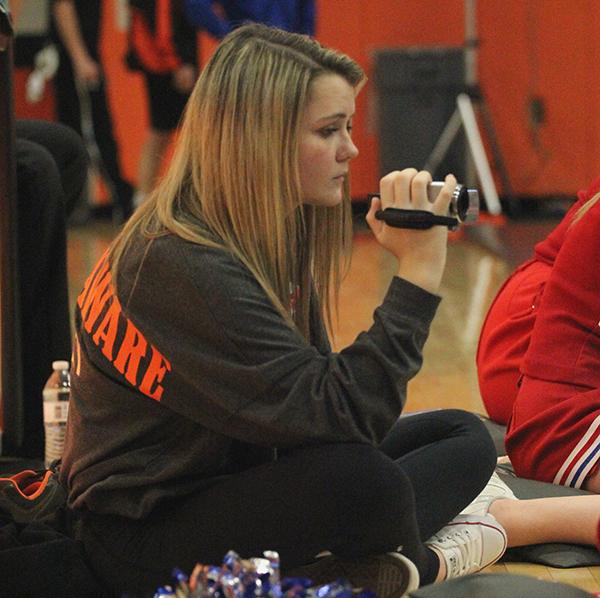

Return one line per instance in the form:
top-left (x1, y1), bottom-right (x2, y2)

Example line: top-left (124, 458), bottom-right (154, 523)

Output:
top-left (61, 233), bottom-right (440, 519)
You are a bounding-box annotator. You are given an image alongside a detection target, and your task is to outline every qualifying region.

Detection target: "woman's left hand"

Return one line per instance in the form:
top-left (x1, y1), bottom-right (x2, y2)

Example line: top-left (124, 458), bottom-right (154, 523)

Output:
top-left (366, 169), bottom-right (456, 294)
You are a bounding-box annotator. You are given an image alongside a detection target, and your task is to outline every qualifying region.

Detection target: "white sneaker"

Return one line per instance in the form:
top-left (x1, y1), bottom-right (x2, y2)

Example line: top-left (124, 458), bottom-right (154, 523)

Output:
top-left (284, 551), bottom-right (420, 598)
top-left (461, 471), bottom-right (518, 516)
top-left (426, 513), bottom-right (507, 579)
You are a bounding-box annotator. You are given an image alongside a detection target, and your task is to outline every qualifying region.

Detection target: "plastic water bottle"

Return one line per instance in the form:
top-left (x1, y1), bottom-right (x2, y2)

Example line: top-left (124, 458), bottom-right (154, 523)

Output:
top-left (43, 360), bottom-right (71, 467)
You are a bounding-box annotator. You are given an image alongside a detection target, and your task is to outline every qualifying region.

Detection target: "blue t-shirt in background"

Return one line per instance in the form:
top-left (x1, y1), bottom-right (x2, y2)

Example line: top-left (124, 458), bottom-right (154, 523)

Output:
top-left (183, 0), bottom-right (315, 39)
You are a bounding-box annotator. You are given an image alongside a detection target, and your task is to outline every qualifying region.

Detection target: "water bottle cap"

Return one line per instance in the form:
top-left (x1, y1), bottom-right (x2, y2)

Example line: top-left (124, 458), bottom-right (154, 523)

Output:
top-left (52, 360), bottom-right (70, 371)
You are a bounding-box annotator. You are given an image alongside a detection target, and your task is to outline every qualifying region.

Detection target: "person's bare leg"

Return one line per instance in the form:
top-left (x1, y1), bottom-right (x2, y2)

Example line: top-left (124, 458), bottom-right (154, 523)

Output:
top-left (583, 468), bottom-right (600, 493)
top-left (489, 495), bottom-right (600, 547)
top-left (136, 128), bottom-right (171, 201)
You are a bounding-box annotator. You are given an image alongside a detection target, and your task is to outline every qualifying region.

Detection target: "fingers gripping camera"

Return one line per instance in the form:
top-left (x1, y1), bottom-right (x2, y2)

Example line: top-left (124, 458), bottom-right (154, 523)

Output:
top-left (370, 182), bottom-right (480, 231)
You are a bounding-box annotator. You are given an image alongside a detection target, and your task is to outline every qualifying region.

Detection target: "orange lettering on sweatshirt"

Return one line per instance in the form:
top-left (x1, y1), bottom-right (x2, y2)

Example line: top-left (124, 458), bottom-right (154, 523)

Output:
top-left (91, 296), bottom-right (122, 361)
top-left (113, 319), bottom-right (148, 386)
top-left (139, 348), bottom-right (172, 400)
top-left (72, 335), bottom-right (81, 377)
top-left (77, 253), bottom-right (109, 310)
top-left (81, 269), bottom-right (113, 333)
top-left (80, 256), bottom-right (172, 400)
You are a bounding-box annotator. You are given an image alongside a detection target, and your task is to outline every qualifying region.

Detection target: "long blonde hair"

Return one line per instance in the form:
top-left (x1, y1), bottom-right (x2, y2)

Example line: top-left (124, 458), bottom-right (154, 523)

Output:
top-left (109, 24), bottom-right (366, 340)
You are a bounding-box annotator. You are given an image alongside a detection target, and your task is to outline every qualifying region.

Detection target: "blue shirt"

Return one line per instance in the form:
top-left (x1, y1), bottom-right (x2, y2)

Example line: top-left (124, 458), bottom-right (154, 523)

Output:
top-left (183, 0), bottom-right (315, 39)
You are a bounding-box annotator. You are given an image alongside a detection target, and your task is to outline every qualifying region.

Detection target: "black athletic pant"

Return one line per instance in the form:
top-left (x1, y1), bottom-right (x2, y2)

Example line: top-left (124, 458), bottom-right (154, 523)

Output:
top-left (15, 120), bottom-right (88, 457)
top-left (16, 119), bottom-right (88, 216)
top-left (53, 53), bottom-right (133, 215)
top-left (73, 409), bottom-right (496, 597)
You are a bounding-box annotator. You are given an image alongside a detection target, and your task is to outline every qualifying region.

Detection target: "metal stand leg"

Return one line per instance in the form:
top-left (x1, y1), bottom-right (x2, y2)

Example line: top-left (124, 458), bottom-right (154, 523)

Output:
top-left (456, 93), bottom-right (502, 215)
top-left (76, 81), bottom-right (118, 205)
top-left (424, 108), bottom-right (463, 175)
top-left (477, 97), bottom-right (520, 216)
top-left (424, 92), bottom-right (507, 216)
top-left (424, 0), bottom-right (516, 218)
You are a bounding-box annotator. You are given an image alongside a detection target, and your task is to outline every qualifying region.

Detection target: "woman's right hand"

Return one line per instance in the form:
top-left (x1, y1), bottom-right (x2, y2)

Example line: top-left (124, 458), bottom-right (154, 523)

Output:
top-left (365, 169), bottom-right (456, 294)
top-left (74, 53), bottom-right (100, 88)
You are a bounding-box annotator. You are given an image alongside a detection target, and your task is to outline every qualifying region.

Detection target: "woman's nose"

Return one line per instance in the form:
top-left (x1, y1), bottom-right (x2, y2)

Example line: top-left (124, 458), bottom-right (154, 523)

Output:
top-left (338, 138), bottom-right (359, 162)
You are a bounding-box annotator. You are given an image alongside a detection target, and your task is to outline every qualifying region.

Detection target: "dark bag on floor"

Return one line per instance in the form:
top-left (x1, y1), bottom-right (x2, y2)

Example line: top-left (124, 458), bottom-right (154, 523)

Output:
top-left (0, 464), bottom-right (106, 597)
top-left (0, 464), bottom-right (67, 527)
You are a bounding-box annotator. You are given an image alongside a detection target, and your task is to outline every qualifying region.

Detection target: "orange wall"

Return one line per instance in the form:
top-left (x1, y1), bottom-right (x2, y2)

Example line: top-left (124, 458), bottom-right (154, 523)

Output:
top-left (14, 0), bottom-right (600, 199)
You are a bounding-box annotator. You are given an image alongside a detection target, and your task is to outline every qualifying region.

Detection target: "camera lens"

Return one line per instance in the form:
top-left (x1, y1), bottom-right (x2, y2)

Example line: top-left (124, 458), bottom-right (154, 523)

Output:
top-left (453, 185), bottom-right (479, 223)
top-left (453, 186), bottom-right (468, 220)
top-left (427, 182), bottom-right (479, 223)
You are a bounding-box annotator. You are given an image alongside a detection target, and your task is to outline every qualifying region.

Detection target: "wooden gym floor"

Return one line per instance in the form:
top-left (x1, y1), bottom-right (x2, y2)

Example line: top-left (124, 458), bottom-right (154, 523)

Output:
top-left (66, 207), bottom-right (600, 594)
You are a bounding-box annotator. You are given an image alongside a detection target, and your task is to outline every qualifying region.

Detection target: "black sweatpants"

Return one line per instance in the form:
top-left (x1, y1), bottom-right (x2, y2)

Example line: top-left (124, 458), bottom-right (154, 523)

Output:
top-left (53, 53), bottom-right (133, 213)
top-left (73, 409), bottom-right (496, 597)
top-left (15, 120), bottom-right (88, 457)
top-left (16, 119), bottom-right (88, 216)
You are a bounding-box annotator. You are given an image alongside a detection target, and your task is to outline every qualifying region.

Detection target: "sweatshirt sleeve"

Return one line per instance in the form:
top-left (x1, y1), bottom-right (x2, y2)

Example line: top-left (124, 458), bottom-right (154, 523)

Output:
top-left (115, 239), bottom-right (441, 448)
